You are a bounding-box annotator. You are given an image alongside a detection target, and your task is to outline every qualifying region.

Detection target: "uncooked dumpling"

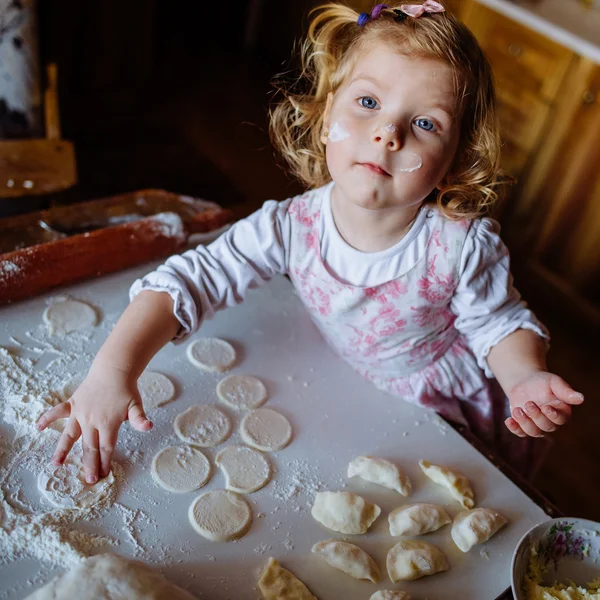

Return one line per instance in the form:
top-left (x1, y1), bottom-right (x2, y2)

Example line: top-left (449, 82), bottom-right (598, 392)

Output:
top-left (217, 374), bottom-right (268, 410)
top-left (386, 540), bottom-right (449, 582)
top-left (311, 540), bottom-right (380, 583)
top-left (388, 503), bottom-right (451, 536)
top-left (311, 491), bottom-right (381, 534)
top-left (187, 337), bottom-right (236, 372)
top-left (451, 508), bottom-right (508, 552)
top-left (347, 456), bottom-right (411, 497)
top-left (419, 460), bottom-right (475, 509)
top-left (174, 405), bottom-right (232, 447)
top-left (370, 592), bottom-right (411, 600)
top-left (215, 445), bottom-right (272, 493)
top-left (188, 489), bottom-right (252, 541)
top-left (258, 557), bottom-right (317, 600)
top-left (23, 553), bottom-right (197, 600)
top-left (151, 445), bottom-right (211, 493)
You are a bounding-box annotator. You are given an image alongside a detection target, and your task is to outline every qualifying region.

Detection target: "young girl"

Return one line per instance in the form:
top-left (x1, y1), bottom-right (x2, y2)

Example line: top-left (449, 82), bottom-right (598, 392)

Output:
top-left (38, 1), bottom-right (584, 485)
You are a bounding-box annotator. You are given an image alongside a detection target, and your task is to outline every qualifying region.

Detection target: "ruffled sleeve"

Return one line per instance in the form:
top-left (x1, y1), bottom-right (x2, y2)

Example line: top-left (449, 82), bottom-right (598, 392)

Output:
top-left (451, 218), bottom-right (549, 378)
top-left (129, 198), bottom-right (293, 343)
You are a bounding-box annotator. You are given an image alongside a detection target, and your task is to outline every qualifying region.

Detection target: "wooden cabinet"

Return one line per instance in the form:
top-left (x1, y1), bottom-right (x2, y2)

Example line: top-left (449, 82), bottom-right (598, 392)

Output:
top-left (455, 0), bottom-right (600, 325)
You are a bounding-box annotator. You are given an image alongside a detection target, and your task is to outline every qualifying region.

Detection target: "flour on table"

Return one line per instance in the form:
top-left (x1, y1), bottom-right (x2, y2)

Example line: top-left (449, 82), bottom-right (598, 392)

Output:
top-left (174, 405), bottom-right (232, 447)
top-left (151, 445), bottom-right (211, 493)
top-left (43, 298), bottom-right (98, 336)
top-left (138, 371), bottom-right (176, 409)
top-left (240, 408), bottom-right (292, 452)
top-left (61, 371), bottom-right (86, 401)
top-left (186, 337), bottom-right (236, 372)
top-left (188, 490), bottom-right (252, 541)
top-left (216, 374), bottom-right (268, 410)
top-left (38, 452), bottom-right (116, 509)
top-left (215, 445), bottom-right (272, 494)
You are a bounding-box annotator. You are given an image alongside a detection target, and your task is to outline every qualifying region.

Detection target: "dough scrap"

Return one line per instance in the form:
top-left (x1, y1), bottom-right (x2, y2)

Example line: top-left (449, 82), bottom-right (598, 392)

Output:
top-left (370, 592), bottom-right (411, 600)
top-left (388, 503), bottom-right (451, 536)
top-left (138, 371), bottom-right (176, 409)
top-left (311, 491), bottom-right (381, 535)
top-left (347, 456), bottom-right (412, 496)
top-left (38, 454), bottom-right (115, 508)
top-left (23, 553), bottom-right (197, 600)
top-left (258, 557), bottom-right (317, 600)
top-left (240, 408), bottom-right (292, 452)
top-left (311, 539), bottom-right (380, 583)
top-left (451, 508), bottom-right (508, 552)
top-left (217, 374), bottom-right (268, 410)
top-left (215, 445), bottom-right (271, 493)
top-left (188, 489), bottom-right (252, 541)
top-left (43, 299), bottom-right (97, 336)
top-left (419, 460), bottom-right (475, 509)
top-left (386, 540), bottom-right (449, 582)
top-left (151, 445), bottom-right (211, 493)
top-left (186, 337), bottom-right (236, 372)
top-left (174, 405), bottom-right (232, 448)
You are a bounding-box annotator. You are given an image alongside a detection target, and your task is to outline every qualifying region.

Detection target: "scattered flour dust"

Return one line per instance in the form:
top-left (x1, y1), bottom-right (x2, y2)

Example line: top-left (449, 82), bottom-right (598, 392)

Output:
top-left (0, 330), bottom-right (128, 581)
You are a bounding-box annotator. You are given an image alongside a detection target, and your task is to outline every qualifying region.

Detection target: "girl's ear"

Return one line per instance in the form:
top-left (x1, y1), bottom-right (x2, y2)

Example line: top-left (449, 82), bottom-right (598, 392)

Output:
top-left (320, 92), bottom-right (334, 145)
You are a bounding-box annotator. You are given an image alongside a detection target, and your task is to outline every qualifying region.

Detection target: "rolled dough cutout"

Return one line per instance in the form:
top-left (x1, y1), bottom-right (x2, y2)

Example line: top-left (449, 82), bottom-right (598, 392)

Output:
top-left (188, 489), bottom-right (252, 541)
top-left (215, 445), bottom-right (272, 493)
top-left (138, 371), bottom-right (176, 409)
top-left (151, 445), bottom-right (211, 493)
top-left (258, 558), bottom-right (318, 600)
top-left (240, 408), bottom-right (292, 452)
top-left (23, 553), bottom-right (198, 600)
top-left (38, 454), bottom-right (115, 508)
top-left (216, 374), bottom-right (268, 410)
top-left (186, 337), bottom-right (236, 372)
top-left (43, 298), bottom-right (98, 336)
top-left (174, 405), bottom-right (232, 447)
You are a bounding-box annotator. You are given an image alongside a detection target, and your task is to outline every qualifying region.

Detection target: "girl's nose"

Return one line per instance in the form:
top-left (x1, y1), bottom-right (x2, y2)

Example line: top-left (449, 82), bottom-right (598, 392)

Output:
top-left (373, 123), bottom-right (402, 151)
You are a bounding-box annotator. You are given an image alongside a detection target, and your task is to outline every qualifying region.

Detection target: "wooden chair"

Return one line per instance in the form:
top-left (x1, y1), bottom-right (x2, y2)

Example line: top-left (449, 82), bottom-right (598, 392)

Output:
top-left (0, 64), bottom-right (77, 199)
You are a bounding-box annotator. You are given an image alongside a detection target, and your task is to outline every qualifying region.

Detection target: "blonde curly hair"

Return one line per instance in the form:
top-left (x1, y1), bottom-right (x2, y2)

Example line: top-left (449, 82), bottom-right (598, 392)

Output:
top-left (269, 2), bottom-right (507, 220)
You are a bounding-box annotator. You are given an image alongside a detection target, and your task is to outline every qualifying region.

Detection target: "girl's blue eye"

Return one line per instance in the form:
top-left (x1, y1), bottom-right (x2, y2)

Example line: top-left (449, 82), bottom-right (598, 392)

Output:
top-left (415, 118), bottom-right (435, 131)
top-left (359, 96), bottom-right (379, 109)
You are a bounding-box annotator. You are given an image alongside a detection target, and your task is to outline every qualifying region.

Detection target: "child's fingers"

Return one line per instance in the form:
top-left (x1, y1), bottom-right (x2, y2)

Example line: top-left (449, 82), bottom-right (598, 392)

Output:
top-left (82, 427), bottom-right (100, 484)
top-left (52, 418), bottom-right (82, 465)
top-left (505, 417), bottom-right (527, 437)
top-left (37, 402), bottom-right (70, 430)
top-left (523, 402), bottom-right (558, 433)
top-left (99, 426), bottom-right (119, 479)
top-left (541, 403), bottom-right (570, 426)
top-left (127, 402), bottom-right (153, 432)
top-left (550, 376), bottom-right (584, 405)
top-left (511, 407), bottom-right (544, 438)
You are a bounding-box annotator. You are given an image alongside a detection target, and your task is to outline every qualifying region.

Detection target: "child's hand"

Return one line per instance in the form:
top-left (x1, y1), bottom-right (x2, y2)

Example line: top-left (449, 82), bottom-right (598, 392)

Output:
top-left (36, 361), bottom-right (153, 483)
top-left (505, 371), bottom-right (584, 438)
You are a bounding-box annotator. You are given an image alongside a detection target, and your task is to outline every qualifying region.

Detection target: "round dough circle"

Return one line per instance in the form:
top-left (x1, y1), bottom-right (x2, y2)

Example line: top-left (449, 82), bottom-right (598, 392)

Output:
top-left (216, 374), bottom-right (268, 410)
top-left (174, 405), bottom-right (232, 447)
top-left (188, 490), bottom-right (252, 541)
top-left (215, 445), bottom-right (272, 493)
top-left (138, 371), bottom-right (176, 409)
top-left (38, 454), bottom-right (115, 508)
top-left (186, 338), bottom-right (236, 372)
top-left (151, 445), bottom-right (211, 493)
top-left (43, 299), bottom-right (97, 336)
top-left (240, 408), bottom-right (292, 452)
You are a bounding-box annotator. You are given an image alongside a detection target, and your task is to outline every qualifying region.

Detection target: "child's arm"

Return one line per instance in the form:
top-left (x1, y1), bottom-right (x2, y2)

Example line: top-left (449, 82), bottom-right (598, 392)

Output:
top-left (487, 328), bottom-right (584, 438)
top-left (37, 290), bottom-right (180, 484)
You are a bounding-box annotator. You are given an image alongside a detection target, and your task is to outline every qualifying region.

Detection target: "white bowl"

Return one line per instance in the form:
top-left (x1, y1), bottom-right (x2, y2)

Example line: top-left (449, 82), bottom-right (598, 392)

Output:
top-left (511, 517), bottom-right (600, 600)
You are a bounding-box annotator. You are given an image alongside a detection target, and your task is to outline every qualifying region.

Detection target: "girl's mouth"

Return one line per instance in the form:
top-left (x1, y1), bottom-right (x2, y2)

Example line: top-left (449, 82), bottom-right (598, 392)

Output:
top-left (360, 163), bottom-right (391, 177)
